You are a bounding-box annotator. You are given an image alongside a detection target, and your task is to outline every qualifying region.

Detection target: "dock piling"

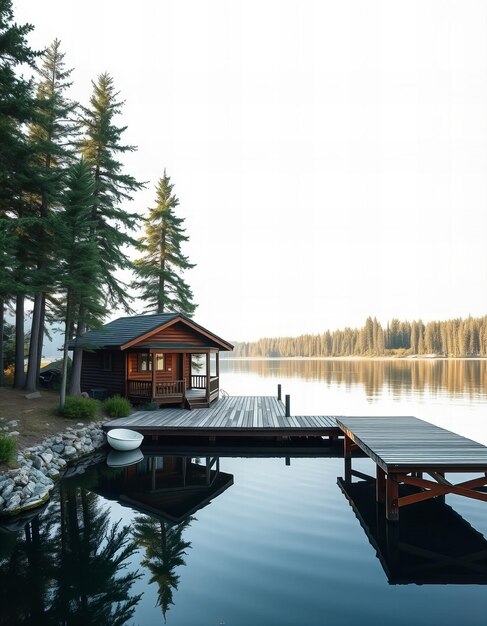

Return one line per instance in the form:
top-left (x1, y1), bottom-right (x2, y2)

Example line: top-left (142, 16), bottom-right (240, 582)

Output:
top-left (285, 394), bottom-right (290, 417)
top-left (277, 384), bottom-right (282, 401)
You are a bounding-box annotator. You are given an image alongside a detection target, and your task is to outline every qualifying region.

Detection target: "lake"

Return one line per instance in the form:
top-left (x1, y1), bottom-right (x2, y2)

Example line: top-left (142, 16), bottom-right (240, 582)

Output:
top-left (1, 358), bottom-right (487, 625)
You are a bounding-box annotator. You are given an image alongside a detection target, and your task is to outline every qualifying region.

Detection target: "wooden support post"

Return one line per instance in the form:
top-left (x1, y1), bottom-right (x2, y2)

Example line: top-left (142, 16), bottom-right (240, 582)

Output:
top-left (386, 473), bottom-right (399, 522)
top-left (277, 384), bottom-right (282, 401)
top-left (344, 434), bottom-right (353, 459)
top-left (182, 457), bottom-right (187, 487)
top-left (376, 465), bottom-right (386, 503)
top-left (151, 350), bottom-right (156, 401)
top-left (285, 456), bottom-right (290, 466)
top-left (205, 351), bottom-right (210, 404)
top-left (285, 394), bottom-right (290, 417)
top-left (344, 457), bottom-right (352, 483)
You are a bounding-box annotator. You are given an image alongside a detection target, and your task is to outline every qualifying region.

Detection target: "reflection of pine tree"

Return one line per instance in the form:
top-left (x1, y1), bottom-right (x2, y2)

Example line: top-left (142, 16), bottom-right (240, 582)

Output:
top-left (133, 515), bottom-right (193, 622)
top-left (52, 483), bottom-right (142, 625)
top-left (0, 507), bottom-right (58, 625)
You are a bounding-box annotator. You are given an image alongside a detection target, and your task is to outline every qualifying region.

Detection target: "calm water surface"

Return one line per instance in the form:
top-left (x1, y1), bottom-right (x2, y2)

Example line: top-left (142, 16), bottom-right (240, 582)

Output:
top-left (1, 359), bottom-right (487, 626)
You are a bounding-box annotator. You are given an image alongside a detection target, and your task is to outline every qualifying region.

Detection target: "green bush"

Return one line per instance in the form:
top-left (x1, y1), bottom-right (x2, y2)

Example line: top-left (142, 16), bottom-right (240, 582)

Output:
top-left (61, 396), bottom-right (99, 420)
top-left (103, 395), bottom-right (132, 418)
top-left (0, 435), bottom-right (16, 464)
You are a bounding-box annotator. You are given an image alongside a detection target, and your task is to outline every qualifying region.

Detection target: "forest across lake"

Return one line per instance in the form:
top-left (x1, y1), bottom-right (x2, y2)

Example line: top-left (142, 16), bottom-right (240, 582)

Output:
top-left (233, 314), bottom-right (487, 358)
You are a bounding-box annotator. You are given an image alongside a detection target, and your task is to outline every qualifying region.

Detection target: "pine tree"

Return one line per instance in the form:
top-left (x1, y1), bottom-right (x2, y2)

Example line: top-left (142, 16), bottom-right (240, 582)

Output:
top-left (133, 171), bottom-right (196, 316)
top-left (23, 39), bottom-right (78, 392)
top-left (57, 159), bottom-right (104, 408)
top-left (0, 0), bottom-right (40, 388)
top-left (70, 73), bottom-right (145, 395)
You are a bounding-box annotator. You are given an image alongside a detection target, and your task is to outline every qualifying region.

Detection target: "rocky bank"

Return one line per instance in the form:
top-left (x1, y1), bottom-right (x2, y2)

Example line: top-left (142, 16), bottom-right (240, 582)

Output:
top-left (0, 421), bottom-right (106, 517)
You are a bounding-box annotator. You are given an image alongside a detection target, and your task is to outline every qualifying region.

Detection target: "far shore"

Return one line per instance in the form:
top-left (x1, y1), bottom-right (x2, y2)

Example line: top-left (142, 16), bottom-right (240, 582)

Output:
top-left (222, 355), bottom-right (487, 361)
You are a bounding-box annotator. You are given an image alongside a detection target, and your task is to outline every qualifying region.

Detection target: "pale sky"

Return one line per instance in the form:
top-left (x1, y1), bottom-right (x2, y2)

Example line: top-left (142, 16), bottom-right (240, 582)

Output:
top-left (14, 0), bottom-right (487, 342)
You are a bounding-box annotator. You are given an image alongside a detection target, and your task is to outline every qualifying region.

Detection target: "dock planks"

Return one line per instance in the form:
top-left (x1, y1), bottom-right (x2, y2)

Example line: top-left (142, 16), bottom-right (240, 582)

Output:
top-left (337, 416), bottom-right (487, 521)
top-left (104, 395), bottom-right (340, 439)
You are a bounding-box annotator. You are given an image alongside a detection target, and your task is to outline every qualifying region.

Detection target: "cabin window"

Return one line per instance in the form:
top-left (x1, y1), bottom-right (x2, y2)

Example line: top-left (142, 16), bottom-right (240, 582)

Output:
top-left (102, 352), bottom-right (112, 371)
top-left (136, 353), bottom-right (165, 372)
top-left (137, 353), bottom-right (152, 371)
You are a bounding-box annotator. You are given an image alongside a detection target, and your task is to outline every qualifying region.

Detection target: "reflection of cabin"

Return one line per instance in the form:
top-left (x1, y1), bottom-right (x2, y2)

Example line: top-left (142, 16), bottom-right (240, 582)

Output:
top-left (69, 313), bottom-right (233, 409)
top-left (338, 477), bottom-right (487, 585)
top-left (99, 455), bottom-right (234, 524)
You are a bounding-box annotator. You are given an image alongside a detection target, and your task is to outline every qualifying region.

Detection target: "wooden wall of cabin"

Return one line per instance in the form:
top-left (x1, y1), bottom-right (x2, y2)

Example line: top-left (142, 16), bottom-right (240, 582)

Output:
top-left (80, 349), bottom-right (125, 398)
top-left (127, 352), bottom-right (179, 382)
top-left (148, 321), bottom-right (220, 348)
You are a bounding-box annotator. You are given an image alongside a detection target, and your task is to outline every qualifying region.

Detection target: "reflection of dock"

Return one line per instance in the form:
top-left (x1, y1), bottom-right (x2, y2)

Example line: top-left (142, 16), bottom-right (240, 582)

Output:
top-left (338, 477), bottom-right (487, 585)
top-left (104, 395), bottom-right (341, 441)
top-left (98, 456), bottom-right (234, 524)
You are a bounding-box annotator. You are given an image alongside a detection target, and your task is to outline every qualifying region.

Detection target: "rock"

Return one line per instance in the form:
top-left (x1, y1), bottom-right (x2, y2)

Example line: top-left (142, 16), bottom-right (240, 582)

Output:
top-left (63, 433), bottom-right (76, 441)
top-left (8, 431), bottom-right (20, 437)
top-left (47, 468), bottom-right (60, 480)
top-left (14, 471), bottom-right (29, 487)
top-left (32, 485), bottom-right (49, 500)
top-left (40, 452), bottom-right (53, 466)
top-left (51, 443), bottom-right (64, 454)
top-left (64, 445), bottom-right (77, 456)
top-left (73, 441), bottom-right (83, 451)
top-left (5, 493), bottom-right (22, 512)
top-left (2, 483), bottom-right (14, 499)
top-left (25, 391), bottom-right (41, 400)
top-left (81, 392), bottom-right (90, 399)
top-left (32, 456), bottom-right (43, 470)
top-left (56, 458), bottom-right (67, 468)
top-left (0, 495), bottom-right (4, 509)
top-left (6, 420), bottom-right (18, 428)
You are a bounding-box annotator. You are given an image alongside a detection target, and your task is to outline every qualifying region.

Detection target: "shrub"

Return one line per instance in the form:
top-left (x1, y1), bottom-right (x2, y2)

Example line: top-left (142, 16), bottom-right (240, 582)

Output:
top-left (103, 395), bottom-right (132, 418)
top-left (61, 396), bottom-right (99, 420)
top-left (0, 435), bottom-right (16, 464)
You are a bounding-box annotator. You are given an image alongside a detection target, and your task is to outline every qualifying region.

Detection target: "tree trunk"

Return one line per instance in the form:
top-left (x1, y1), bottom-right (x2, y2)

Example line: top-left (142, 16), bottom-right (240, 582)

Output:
top-left (60, 294), bottom-right (71, 409)
top-left (35, 294), bottom-right (46, 383)
top-left (0, 297), bottom-right (4, 386)
top-left (13, 293), bottom-right (25, 389)
top-left (24, 292), bottom-right (43, 392)
top-left (69, 306), bottom-right (85, 396)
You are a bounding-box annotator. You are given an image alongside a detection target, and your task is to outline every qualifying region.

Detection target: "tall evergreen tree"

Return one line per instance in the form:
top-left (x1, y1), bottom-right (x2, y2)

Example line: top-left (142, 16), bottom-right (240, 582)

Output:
top-left (0, 0), bottom-right (40, 388)
top-left (70, 73), bottom-right (144, 395)
top-left (133, 171), bottom-right (196, 316)
top-left (57, 159), bottom-right (104, 408)
top-left (23, 39), bottom-right (78, 392)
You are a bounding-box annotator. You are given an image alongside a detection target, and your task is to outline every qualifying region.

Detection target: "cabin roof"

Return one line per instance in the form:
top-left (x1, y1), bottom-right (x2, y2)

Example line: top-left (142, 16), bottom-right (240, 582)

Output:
top-left (68, 313), bottom-right (233, 351)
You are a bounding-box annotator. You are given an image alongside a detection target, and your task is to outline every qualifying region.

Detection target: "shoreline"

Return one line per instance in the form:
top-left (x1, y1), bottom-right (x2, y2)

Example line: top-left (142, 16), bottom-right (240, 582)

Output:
top-left (222, 355), bottom-right (487, 362)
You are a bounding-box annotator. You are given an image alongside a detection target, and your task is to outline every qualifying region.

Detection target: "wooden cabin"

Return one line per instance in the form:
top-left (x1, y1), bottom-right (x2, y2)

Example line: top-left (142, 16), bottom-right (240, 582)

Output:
top-left (69, 313), bottom-right (233, 409)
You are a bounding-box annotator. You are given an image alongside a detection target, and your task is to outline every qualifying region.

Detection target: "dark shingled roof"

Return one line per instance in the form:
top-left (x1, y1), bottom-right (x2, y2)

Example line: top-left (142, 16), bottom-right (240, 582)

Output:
top-left (68, 313), bottom-right (233, 351)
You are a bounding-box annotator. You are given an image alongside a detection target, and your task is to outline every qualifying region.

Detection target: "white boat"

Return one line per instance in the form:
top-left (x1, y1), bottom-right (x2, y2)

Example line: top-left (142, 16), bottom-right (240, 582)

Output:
top-left (107, 448), bottom-right (144, 467)
top-left (107, 428), bottom-right (144, 451)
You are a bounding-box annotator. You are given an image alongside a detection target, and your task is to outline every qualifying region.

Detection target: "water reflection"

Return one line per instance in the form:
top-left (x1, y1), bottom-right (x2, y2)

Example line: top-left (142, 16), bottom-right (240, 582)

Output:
top-left (0, 466), bottom-right (141, 626)
top-left (338, 476), bottom-right (487, 584)
top-left (224, 358), bottom-right (487, 399)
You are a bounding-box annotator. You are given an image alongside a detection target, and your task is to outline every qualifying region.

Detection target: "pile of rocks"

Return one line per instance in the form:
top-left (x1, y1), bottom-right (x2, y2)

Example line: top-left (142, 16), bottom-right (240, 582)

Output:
top-left (0, 423), bottom-right (106, 517)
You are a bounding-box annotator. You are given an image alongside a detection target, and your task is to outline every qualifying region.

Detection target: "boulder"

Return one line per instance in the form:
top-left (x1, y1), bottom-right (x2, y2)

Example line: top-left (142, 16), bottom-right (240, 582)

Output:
top-left (25, 391), bottom-right (41, 400)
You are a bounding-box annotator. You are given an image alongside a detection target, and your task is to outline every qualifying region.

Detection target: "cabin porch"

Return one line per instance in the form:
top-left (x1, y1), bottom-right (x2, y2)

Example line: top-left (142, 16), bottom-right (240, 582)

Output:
top-left (126, 350), bottom-right (220, 409)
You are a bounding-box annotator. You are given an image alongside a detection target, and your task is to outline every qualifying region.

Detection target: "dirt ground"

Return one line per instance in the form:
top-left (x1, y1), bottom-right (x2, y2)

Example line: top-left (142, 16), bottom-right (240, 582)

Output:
top-left (0, 387), bottom-right (97, 453)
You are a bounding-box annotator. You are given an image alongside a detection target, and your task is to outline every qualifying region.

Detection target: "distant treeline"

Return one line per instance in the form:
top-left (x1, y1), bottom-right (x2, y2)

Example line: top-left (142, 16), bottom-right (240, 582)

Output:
top-left (233, 316), bottom-right (487, 358)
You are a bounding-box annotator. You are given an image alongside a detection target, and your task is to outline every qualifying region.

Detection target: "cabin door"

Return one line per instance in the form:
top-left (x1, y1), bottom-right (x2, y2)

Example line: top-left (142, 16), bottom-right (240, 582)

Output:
top-left (177, 354), bottom-right (184, 382)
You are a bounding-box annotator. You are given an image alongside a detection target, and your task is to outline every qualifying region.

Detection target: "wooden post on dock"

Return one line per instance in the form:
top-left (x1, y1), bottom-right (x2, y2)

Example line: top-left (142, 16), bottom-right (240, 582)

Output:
top-left (285, 394), bottom-right (290, 417)
top-left (277, 384), bottom-right (282, 401)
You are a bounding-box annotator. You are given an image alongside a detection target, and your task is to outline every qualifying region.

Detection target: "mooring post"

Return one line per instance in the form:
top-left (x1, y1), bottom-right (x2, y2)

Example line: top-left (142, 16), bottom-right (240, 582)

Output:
top-left (277, 383), bottom-right (282, 401)
top-left (285, 456), bottom-right (290, 466)
top-left (285, 394), bottom-right (290, 417)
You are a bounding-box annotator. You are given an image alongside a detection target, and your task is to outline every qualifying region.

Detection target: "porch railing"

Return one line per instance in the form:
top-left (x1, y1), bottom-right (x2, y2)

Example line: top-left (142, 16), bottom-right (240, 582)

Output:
top-left (191, 375), bottom-right (219, 392)
top-left (155, 380), bottom-right (185, 397)
top-left (127, 379), bottom-right (185, 399)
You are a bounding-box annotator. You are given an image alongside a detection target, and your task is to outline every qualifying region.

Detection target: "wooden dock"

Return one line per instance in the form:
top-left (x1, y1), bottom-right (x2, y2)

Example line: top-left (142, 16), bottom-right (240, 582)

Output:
top-left (337, 416), bottom-right (487, 521)
top-left (103, 395), bottom-right (340, 439)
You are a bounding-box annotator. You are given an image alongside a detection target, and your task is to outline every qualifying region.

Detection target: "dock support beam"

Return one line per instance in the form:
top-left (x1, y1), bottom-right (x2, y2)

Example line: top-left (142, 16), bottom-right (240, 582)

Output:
top-left (285, 394), bottom-right (290, 417)
top-left (277, 384), bottom-right (282, 401)
top-left (376, 466), bottom-right (386, 503)
top-left (386, 473), bottom-right (399, 521)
